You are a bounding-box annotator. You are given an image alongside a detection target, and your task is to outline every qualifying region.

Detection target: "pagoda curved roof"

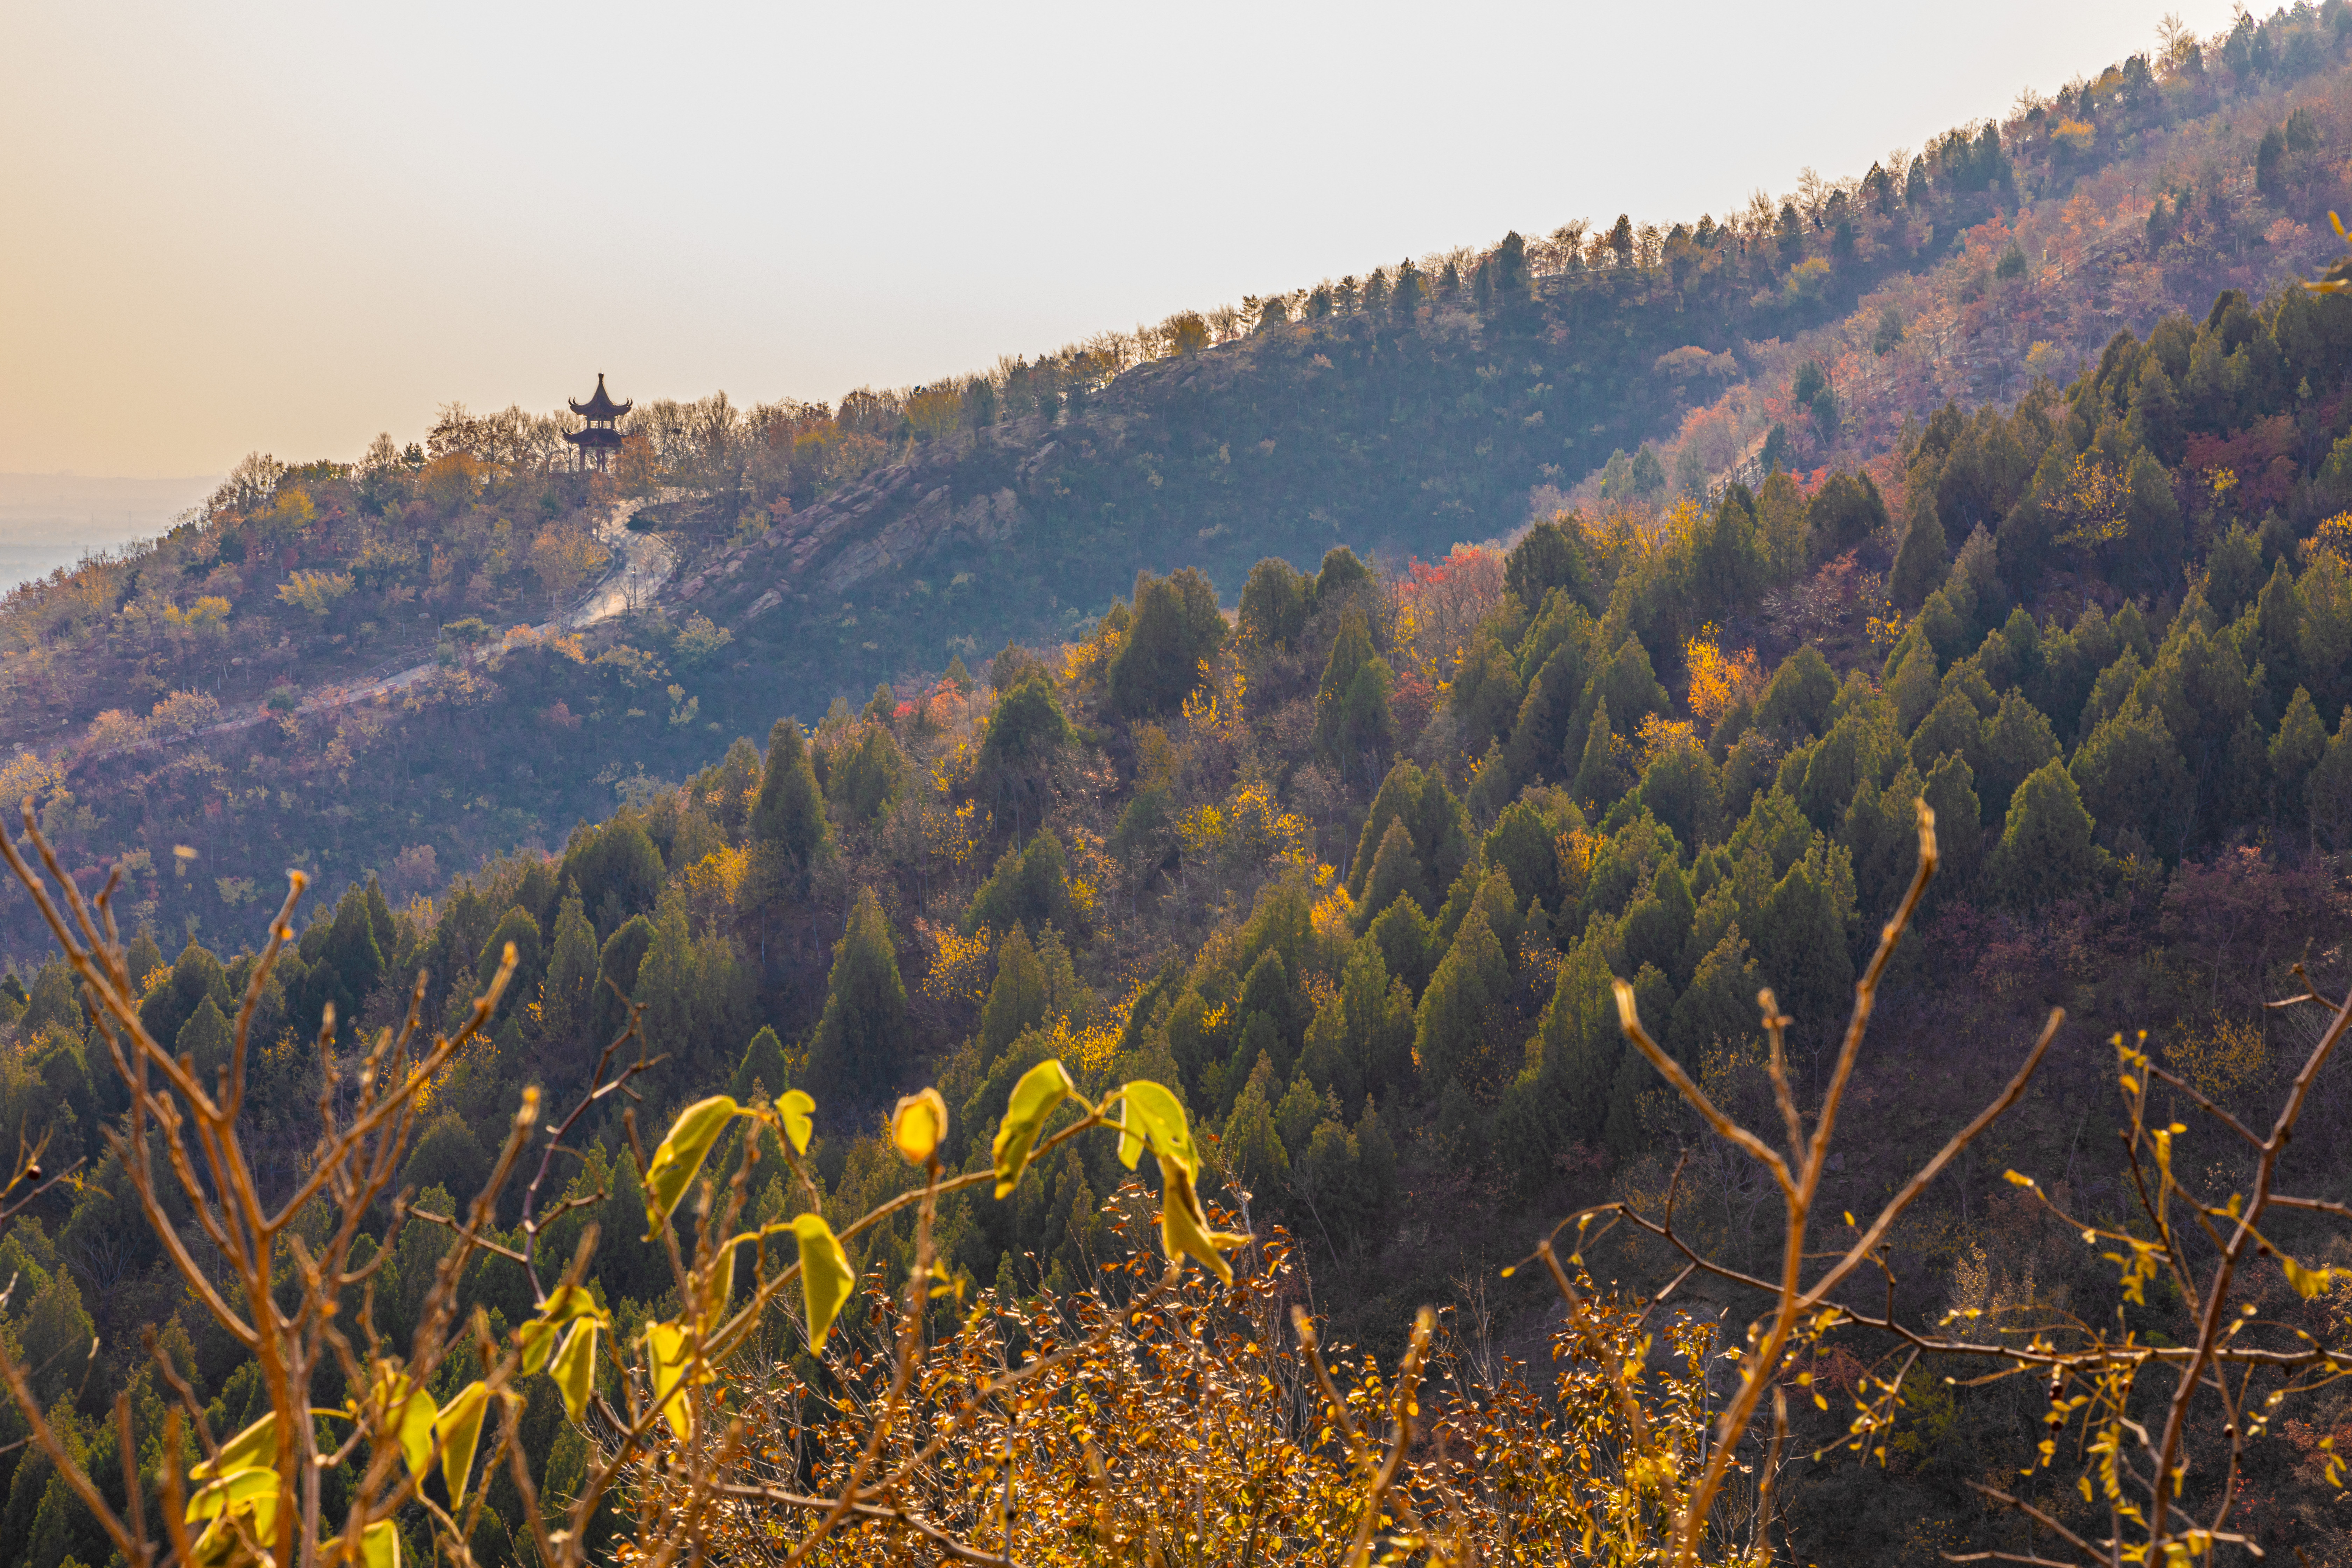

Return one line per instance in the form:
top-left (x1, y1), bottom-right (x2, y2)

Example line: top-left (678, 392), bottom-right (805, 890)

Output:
top-left (568, 372), bottom-right (631, 421)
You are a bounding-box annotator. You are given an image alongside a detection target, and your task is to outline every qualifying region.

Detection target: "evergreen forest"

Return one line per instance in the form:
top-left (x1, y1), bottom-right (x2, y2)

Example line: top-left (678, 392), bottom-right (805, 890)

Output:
top-left (14, 8), bottom-right (2352, 1568)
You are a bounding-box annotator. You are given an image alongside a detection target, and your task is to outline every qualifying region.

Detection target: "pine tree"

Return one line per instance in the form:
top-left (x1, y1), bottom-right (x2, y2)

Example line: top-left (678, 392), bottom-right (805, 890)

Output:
top-left (2273, 686), bottom-right (2328, 830)
top-left (2068, 695), bottom-right (2192, 859)
top-left (540, 892), bottom-right (598, 1044)
top-left (1889, 507), bottom-right (1948, 609)
top-left (729, 1025), bottom-right (791, 1100)
top-left (753, 717), bottom-right (829, 877)
top-left (1359, 819), bottom-right (1432, 926)
top-left (1414, 907), bottom-right (1507, 1090)
top-left (1107, 567), bottom-right (1226, 718)
top-left (1572, 698), bottom-right (1632, 811)
top-left (474, 905), bottom-right (542, 1026)
top-left (1989, 761), bottom-right (2109, 908)
top-left (1754, 839), bottom-right (1854, 1037)
top-left (1221, 1070), bottom-right (1288, 1194)
top-left (2308, 706), bottom-right (2352, 852)
top-left (981, 926), bottom-right (1049, 1056)
top-left (1667, 928), bottom-right (1757, 1067)
top-left (806, 888), bottom-right (913, 1100)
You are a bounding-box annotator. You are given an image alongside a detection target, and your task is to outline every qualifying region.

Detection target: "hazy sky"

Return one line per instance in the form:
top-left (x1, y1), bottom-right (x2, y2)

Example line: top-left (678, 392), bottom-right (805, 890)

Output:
top-left (5, 0), bottom-right (2241, 478)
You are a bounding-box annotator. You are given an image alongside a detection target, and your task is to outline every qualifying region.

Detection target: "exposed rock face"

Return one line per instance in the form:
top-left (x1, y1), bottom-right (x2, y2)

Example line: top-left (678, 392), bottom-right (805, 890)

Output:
top-left (676, 442), bottom-right (1034, 622)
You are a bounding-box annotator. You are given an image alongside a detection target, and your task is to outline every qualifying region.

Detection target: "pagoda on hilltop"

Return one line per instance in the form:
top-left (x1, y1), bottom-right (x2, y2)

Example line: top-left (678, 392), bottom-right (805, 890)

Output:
top-left (564, 373), bottom-right (632, 472)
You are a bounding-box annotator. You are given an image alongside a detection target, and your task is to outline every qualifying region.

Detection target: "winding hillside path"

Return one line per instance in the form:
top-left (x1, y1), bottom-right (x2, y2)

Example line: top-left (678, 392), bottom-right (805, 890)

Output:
top-left (71, 492), bottom-right (679, 764)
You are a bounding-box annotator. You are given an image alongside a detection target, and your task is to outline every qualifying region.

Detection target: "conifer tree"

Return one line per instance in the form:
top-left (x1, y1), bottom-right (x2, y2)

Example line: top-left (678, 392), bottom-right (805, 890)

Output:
top-left (1889, 507), bottom-right (1949, 609)
top-left (964, 830), bottom-right (1074, 937)
top-left (1572, 698), bottom-right (1632, 810)
top-left (980, 926), bottom-right (1049, 1057)
top-left (832, 722), bottom-right (908, 824)
top-left (753, 716), bottom-right (830, 877)
top-left (1979, 692), bottom-right (2062, 824)
top-left (1921, 753), bottom-right (1985, 891)
top-left (1754, 839), bottom-right (1854, 1036)
top-left (1667, 928), bottom-right (1756, 1067)
top-left (1221, 1066), bottom-right (1289, 1194)
top-left (1107, 567), bottom-right (1226, 719)
top-left (1413, 907), bottom-right (1507, 1089)
top-left (806, 888), bottom-right (914, 1100)
top-left (540, 891), bottom-right (598, 1044)
top-left (1504, 520), bottom-right (1594, 614)
top-left (2068, 696), bottom-right (2191, 858)
top-left (2273, 686), bottom-right (2328, 828)
top-left (1989, 760), bottom-right (2109, 907)
top-left (729, 1025), bottom-right (790, 1100)
top-left (1238, 558), bottom-right (1309, 650)
top-left (1366, 897), bottom-right (1435, 998)
top-left (1358, 819), bottom-right (1430, 926)
top-left (592, 913), bottom-right (656, 1045)
top-left (2307, 706), bottom-right (2352, 851)
top-left (176, 995), bottom-right (232, 1082)
top-left (1603, 964), bottom-right (1675, 1155)
top-left (474, 905), bottom-right (541, 1025)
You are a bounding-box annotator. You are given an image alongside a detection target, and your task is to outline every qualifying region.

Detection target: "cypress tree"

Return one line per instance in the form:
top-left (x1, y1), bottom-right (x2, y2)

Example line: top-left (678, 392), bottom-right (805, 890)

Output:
top-left (1107, 567), bottom-right (1226, 719)
top-left (540, 892), bottom-right (598, 1044)
top-left (2273, 686), bottom-right (2328, 829)
top-left (2068, 696), bottom-right (2191, 859)
top-left (753, 717), bottom-right (830, 877)
top-left (175, 995), bottom-right (232, 1082)
top-left (1921, 752), bottom-right (1985, 891)
top-left (591, 913), bottom-right (656, 1045)
top-left (1979, 693), bottom-right (2063, 824)
top-left (980, 926), bottom-right (1048, 1057)
top-left (729, 1025), bottom-right (791, 1100)
top-left (1989, 761), bottom-right (2109, 908)
top-left (1221, 1070), bottom-right (1289, 1192)
top-left (806, 888), bottom-right (914, 1100)
top-left (1571, 698), bottom-right (1631, 810)
top-left (1365, 896), bottom-right (1435, 1000)
top-left (1754, 841), bottom-right (1854, 1037)
top-left (1667, 929), bottom-right (1757, 1068)
top-left (1889, 507), bottom-right (1949, 609)
top-left (1358, 819), bottom-right (1432, 926)
top-left (1603, 964), bottom-right (1675, 1156)
top-left (2307, 706), bottom-right (2352, 851)
top-left (474, 905), bottom-right (542, 1022)
top-left (1413, 907), bottom-right (1507, 1090)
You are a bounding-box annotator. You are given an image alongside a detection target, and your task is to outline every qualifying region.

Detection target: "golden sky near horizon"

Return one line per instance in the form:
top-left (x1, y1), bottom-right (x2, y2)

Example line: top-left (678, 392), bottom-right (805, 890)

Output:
top-left (3, 0), bottom-right (2239, 483)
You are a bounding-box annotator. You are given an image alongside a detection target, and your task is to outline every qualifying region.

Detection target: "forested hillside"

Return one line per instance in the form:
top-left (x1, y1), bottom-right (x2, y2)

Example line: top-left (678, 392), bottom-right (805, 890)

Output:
top-left (13, 8), bottom-right (2352, 1567)
top-left (13, 2), bottom-right (2352, 947)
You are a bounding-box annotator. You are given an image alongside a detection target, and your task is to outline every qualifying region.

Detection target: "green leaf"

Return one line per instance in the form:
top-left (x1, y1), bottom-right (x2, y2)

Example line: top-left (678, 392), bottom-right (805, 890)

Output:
top-left (993, 1059), bottom-right (1075, 1197)
top-left (643, 1094), bottom-right (742, 1236)
top-left (1156, 1152), bottom-right (1248, 1285)
top-left (776, 1089), bottom-right (816, 1154)
top-left (190, 1413), bottom-right (278, 1482)
top-left (791, 1212), bottom-right (855, 1351)
top-left (551, 1321), bottom-right (600, 1424)
top-left (2286, 1256), bottom-right (2336, 1299)
top-left (372, 1368), bottom-right (437, 1479)
top-left (435, 1382), bottom-right (490, 1512)
top-left (1116, 1079), bottom-right (1198, 1177)
top-left (517, 1284), bottom-right (602, 1374)
top-left (644, 1319), bottom-right (698, 1440)
top-left (361, 1518), bottom-right (401, 1568)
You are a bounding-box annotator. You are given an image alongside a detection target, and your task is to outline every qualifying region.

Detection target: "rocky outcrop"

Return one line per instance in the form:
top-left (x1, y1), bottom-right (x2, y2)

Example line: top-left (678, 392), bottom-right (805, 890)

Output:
top-left (674, 444), bottom-right (1034, 622)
